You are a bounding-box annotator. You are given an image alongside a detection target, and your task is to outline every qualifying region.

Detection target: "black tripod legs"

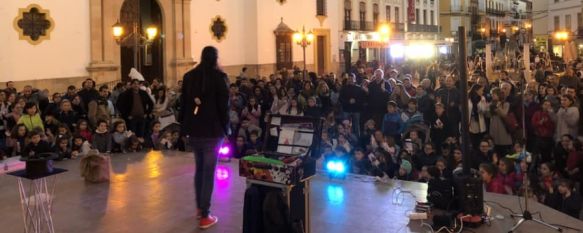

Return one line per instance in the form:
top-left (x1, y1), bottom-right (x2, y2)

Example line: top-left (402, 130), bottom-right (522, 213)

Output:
top-left (508, 211), bottom-right (562, 233)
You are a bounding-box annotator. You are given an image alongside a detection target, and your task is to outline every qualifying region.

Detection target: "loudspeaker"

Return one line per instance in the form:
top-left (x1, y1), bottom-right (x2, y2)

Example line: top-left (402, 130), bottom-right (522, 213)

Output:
top-left (453, 173), bottom-right (483, 215)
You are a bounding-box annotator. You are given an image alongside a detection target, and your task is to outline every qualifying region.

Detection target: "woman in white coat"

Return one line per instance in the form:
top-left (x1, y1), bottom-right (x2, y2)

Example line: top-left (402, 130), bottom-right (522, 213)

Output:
top-left (555, 95), bottom-right (579, 142)
top-left (468, 84), bottom-right (489, 150)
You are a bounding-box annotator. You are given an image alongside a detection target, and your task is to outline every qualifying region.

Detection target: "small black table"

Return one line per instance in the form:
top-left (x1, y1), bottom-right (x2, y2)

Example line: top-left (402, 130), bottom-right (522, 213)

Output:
top-left (7, 168), bottom-right (67, 233)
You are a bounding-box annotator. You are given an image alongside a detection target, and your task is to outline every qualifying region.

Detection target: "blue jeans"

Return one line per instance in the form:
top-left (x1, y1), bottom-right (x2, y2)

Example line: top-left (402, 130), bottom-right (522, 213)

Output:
top-left (191, 137), bottom-right (223, 217)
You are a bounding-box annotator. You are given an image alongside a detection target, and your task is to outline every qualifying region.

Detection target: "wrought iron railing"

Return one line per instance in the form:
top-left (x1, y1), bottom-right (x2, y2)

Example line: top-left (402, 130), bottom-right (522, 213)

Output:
top-left (406, 24), bottom-right (440, 33)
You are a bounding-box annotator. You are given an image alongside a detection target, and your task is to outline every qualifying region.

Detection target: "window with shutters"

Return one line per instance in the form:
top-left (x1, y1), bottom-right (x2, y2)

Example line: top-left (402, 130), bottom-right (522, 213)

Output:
top-left (359, 2), bottom-right (366, 30)
top-left (317, 0), bottom-right (327, 16)
top-left (373, 3), bottom-right (379, 27)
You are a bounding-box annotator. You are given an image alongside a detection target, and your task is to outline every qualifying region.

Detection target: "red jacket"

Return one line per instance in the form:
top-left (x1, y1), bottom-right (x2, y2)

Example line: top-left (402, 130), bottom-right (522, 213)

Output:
top-left (486, 175), bottom-right (507, 194)
top-left (531, 110), bottom-right (555, 138)
top-left (566, 150), bottom-right (582, 171)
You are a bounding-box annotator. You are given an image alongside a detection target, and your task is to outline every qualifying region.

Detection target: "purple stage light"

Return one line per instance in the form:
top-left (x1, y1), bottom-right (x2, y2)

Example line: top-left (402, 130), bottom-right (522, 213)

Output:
top-left (216, 166), bottom-right (230, 181)
top-left (218, 146), bottom-right (230, 156)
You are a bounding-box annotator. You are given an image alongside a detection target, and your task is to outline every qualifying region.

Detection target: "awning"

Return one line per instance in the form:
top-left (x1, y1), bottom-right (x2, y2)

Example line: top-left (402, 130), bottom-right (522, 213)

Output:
top-left (359, 41), bottom-right (388, 48)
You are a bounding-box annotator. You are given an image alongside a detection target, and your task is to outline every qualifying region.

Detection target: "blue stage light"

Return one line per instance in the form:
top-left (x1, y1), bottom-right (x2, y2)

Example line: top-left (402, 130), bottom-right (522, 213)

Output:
top-left (326, 160), bottom-right (346, 174)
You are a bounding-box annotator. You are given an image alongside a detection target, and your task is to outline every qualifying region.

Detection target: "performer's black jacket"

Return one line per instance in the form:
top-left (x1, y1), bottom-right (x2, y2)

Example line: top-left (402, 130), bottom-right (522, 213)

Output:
top-left (179, 67), bottom-right (230, 138)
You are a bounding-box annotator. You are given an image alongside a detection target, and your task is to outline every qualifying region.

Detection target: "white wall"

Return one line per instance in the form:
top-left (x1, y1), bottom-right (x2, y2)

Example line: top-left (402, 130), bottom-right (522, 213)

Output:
top-left (190, 0), bottom-right (340, 70)
top-left (532, 0), bottom-right (548, 35)
top-left (255, 0), bottom-right (338, 65)
top-left (0, 0), bottom-right (90, 82)
top-left (189, 0), bottom-right (249, 67)
top-left (548, 0), bottom-right (581, 33)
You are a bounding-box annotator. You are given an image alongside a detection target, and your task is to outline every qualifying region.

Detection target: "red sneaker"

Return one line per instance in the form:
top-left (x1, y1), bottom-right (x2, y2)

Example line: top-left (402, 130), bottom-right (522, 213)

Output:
top-left (199, 215), bottom-right (218, 229)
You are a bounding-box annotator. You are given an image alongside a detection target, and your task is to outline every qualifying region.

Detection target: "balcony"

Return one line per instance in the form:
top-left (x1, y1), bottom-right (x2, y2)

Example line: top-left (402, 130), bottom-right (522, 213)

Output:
top-left (485, 9), bottom-right (505, 17)
top-left (344, 20), bottom-right (376, 31)
top-left (343, 21), bottom-right (406, 34)
top-left (407, 24), bottom-right (440, 33)
top-left (394, 23), bottom-right (405, 33)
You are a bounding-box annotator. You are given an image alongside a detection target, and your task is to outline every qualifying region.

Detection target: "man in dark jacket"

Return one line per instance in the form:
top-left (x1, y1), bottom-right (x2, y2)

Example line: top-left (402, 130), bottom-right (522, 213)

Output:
top-left (179, 46), bottom-right (229, 229)
top-left (436, 76), bottom-right (461, 137)
top-left (368, 70), bottom-right (391, 127)
top-left (339, 73), bottom-right (366, 137)
top-left (116, 79), bottom-right (154, 138)
top-left (77, 79), bottom-right (100, 110)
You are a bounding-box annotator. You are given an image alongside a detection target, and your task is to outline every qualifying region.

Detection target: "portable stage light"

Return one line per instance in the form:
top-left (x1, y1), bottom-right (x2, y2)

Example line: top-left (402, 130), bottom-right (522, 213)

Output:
top-left (326, 160), bottom-right (347, 178)
top-left (218, 145), bottom-right (231, 162)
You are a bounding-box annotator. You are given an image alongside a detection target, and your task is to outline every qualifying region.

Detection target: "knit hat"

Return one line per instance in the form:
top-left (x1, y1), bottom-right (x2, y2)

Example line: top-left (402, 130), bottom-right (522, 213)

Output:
top-left (400, 160), bottom-right (412, 174)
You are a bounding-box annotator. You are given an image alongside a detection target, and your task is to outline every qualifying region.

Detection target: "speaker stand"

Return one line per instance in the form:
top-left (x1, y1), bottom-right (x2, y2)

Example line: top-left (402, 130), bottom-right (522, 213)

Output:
top-left (508, 210), bottom-right (562, 233)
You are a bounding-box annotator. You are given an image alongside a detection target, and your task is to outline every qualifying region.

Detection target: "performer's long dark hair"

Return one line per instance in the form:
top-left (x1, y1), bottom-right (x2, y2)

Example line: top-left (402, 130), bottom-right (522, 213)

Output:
top-left (194, 46), bottom-right (223, 94)
top-left (198, 46), bottom-right (219, 70)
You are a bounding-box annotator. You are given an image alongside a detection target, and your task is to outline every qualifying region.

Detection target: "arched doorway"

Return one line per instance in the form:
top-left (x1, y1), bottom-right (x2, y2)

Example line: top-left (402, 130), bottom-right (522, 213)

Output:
top-left (119, 0), bottom-right (163, 83)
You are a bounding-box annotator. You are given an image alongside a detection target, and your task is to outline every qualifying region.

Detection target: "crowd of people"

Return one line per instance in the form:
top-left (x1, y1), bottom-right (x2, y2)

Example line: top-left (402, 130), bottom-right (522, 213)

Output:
top-left (229, 55), bottom-right (582, 219)
top-left (0, 50), bottom-right (582, 219)
top-left (0, 78), bottom-right (184, 162)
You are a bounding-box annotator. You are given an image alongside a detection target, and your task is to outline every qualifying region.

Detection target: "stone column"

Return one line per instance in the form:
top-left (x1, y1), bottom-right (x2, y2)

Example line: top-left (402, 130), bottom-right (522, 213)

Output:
top-left (169, 0), bottom-right (195, 87)
top-left (87, 0), bottom-right (121, 85)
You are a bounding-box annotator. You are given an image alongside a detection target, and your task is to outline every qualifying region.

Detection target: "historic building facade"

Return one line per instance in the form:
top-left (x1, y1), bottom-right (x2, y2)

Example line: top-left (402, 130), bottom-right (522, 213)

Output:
top-left (340, 0), bottom-right (441, 69)
top-left (1, 0), bottom-right (340, 91)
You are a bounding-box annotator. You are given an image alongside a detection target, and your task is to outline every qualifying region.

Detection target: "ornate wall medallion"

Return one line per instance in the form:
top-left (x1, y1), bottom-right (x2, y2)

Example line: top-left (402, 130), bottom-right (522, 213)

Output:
top-left (13, 4), bottom-right (55, 45)
top-left (210, 16), bottom-right (227, 42)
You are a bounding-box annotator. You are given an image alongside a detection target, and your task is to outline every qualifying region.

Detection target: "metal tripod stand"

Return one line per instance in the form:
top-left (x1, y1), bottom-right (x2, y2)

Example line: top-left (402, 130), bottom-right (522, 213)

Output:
top-left (508, 174), bottom-right (562, 233)
top-left (508, 62), bottom-right (562, 233)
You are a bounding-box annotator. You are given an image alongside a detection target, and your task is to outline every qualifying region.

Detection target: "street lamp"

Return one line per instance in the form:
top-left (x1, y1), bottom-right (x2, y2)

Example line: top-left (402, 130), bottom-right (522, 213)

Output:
top-left (112, 20), bottom-right (158, 72)
top-left (378, 23), bottom-right (391, 41)
top-left (292, 26), bottom-right (314, 80)
top-left (553, 31), bottom-right (571, 59)
top-left (554, 31), bottom-right (569, 41)
top-left (479, 27), bottom-right (486, 39)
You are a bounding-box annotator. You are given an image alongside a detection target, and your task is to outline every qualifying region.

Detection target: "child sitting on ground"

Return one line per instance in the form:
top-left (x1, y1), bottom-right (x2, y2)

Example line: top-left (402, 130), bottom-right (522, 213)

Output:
top-left (350, 147), bottom-right (372, 175)
top-left (18, 102), bottom-right (44, 132)
top-left (158, 131), bottom-right (173, 150)
top-left (71, 135), bottom-right (91, 158)
top-left (55, 124), bottom-right (72, 146)
top-left (127, 135), bottom-right (143, 152)
top-left (417, 165), bottom-right (430, 183)
top-left (6, 124), bottom-right (28, 157)
top-left (396, 159), bottom-right (415, 181)
top-left (147, 121), bottom-right (162, 150)
top-left (112, 121), bottom-right (132, 153)
top-left (53, 137), bottom-right (72, 160)
top-left (76, 119), bottom-right (93, 142)
top-left (246, 130), bottom-right (262, 154)
top-left (22, 129), bottom-right (52, 159)
top-left (92, 120), bottom-right (112, 153)
top-left (170, 131), bottom-right (185, 151)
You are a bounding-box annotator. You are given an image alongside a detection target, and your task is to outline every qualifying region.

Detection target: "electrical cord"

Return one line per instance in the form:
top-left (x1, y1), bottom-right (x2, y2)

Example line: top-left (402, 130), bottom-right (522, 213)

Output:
top-left (483, 200), bottom-right (517, 215)
top-left (548, 223), bottom-right (582, 232)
